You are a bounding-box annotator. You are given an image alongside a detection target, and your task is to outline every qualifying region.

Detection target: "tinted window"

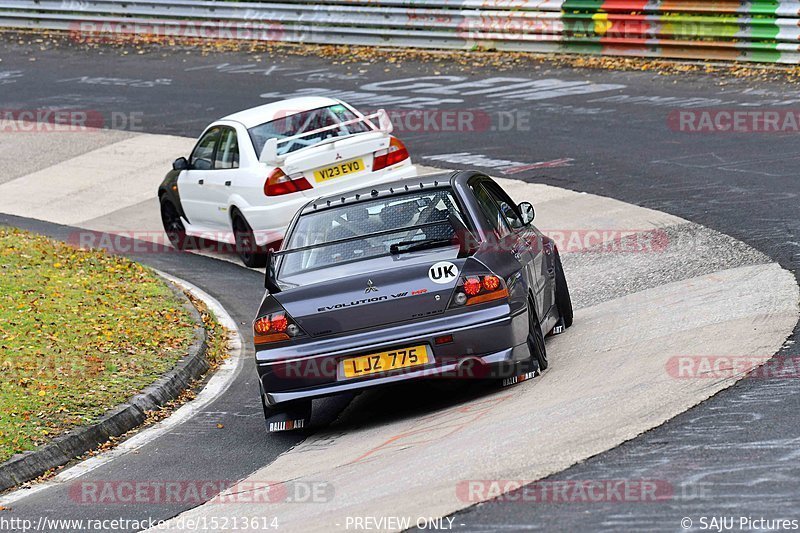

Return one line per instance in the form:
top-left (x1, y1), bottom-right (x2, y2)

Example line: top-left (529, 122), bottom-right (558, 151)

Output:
top-left (249, 104), bottom-right (371, 157)
top-left (279, 189), bottom-right (465, 277)
top-left (484, 182), bottom-right (523, 230)
top-left (190, 128), bottom-right (219, 171)
top-left (214, 128), bottom-right (239, 170)
top-left (472, 183), bottom-right (510, 236)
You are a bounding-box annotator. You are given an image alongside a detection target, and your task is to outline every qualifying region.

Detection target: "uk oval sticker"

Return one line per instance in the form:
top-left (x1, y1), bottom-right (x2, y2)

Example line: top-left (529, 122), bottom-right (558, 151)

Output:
top-left (428, 261), bottom-right (458, 284)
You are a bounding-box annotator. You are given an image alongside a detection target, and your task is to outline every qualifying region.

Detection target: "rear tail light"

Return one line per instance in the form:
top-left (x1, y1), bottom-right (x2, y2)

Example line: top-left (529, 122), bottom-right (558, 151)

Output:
top-left (254, 311), bottom-right (304, 344)
top-left (270, 313), bottom-right (288, 332)
top-left (264, 168), bottom-right (312, 196)
top-left (449, 274), bottom-right (509, 308)
top-left (372, 137), bottom-right (409, 171)
top-left (482, 275), bottom-right (501, 291)
top-left (463, 277), bottom-right (481, 296)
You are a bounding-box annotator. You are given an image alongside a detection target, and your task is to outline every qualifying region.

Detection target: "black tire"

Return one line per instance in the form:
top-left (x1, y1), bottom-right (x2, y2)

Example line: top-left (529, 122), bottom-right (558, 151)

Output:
top-left (554, 250), bottom-right (573, 328)
top-left (527, 298), bottom-right (548, 371)
top-left (232, 212), bottom-right (267, 268)
top-left (160, 196), bottom-right (194, 250)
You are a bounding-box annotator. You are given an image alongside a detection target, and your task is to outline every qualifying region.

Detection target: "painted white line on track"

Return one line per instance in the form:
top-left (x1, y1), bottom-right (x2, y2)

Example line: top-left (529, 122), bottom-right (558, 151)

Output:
top-left (0, 272), bottom-right (244, 507)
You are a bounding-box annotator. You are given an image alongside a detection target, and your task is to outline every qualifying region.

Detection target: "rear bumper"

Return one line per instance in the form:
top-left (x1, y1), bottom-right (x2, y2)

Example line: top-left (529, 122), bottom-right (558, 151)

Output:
top-left (256, 302), bottom-right (530, 407)
top-left (265, 347), bottom-right (525, 405)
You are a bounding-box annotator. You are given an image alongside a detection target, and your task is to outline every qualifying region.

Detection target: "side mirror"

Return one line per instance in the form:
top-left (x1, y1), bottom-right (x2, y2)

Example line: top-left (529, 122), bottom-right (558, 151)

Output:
top-left (377, 108), bottom-right (394, 133)
top-left (260, 138), bottom-right (280, 165)
top-left (264, 249), bottom-right (281, 294)
top-left (172, 157), bottom-right (189, 171)
top-left (518, 202), bottom-right (535, 225)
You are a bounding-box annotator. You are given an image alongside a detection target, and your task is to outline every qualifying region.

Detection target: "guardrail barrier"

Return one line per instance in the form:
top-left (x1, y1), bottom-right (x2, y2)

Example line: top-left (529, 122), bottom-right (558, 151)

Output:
top-left (2, 0), bottom-right (799, 63)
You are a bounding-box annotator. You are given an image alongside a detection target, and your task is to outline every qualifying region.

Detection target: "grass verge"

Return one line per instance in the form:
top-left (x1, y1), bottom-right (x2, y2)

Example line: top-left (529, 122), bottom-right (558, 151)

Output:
top-left (0, 227), bottom-right (201, 463)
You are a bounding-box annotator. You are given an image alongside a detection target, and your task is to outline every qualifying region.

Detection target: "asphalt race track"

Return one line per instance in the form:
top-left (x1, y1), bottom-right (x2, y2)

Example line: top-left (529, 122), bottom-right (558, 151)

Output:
top-left (0, 40), bottom-right (799, 531)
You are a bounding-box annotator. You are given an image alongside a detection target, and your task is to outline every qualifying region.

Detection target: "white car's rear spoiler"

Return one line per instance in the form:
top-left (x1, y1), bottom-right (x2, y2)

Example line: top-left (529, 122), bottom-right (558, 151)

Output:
top-left (259, 108), bottom-right (393, 166)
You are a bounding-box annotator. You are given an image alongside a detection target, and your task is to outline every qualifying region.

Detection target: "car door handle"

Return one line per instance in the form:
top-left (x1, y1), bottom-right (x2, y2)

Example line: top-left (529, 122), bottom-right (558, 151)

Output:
top-left (198, 179), bottom-right (204, 185)
top-left (225, 181), bottom-right (232, 187)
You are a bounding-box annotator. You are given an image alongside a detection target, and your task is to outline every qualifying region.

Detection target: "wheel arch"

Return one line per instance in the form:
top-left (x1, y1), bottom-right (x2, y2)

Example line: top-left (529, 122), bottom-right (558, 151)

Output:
top-left (158, 169), bottom-right (187, 220)
top-left (228, 204), bottom-right (242, 223)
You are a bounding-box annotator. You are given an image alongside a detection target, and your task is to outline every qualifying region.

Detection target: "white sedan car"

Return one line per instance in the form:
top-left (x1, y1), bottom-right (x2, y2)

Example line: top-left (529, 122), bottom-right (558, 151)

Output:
top-left (158, 96), bottom-right (417, 266)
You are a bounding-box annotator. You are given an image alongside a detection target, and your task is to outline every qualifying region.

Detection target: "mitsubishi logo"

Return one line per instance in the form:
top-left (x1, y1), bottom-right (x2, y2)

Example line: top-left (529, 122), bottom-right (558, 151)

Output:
top-left (335, 152), bottom-right (343, 160)
top-left (365, 279), bottom-right (379, 293)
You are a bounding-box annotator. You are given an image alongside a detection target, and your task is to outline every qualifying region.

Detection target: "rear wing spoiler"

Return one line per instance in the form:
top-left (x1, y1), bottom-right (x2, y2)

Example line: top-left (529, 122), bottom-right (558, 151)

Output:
top-left (259, 108), bottom-right (393, 166)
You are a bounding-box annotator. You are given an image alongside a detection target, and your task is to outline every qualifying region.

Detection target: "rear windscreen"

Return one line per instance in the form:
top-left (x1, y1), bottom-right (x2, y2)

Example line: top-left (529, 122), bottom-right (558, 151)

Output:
top-left (248, 104), bottom-right (372, 157)
top-left (278, 189), bottom-right (466, 278)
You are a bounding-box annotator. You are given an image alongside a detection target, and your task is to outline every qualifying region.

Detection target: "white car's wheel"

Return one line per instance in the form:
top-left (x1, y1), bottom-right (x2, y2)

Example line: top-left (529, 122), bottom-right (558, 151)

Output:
top-left (160, 196), bottom-right (195, 250)
top-left (232, 212), bottom-right (267, 268)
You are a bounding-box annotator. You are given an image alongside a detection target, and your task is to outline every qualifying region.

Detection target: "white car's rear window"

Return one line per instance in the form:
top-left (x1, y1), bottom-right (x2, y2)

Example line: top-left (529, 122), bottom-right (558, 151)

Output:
top-left (249, 104), bottom-right (371, 157)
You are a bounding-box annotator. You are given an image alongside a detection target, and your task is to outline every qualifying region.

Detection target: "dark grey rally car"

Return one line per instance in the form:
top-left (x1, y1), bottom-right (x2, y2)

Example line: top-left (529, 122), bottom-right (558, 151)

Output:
top-left (253, 170), bottom-right (572, 432)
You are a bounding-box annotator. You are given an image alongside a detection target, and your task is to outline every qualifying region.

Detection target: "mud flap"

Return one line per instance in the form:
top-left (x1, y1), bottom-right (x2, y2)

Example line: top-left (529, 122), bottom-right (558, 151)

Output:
top-left (265, 401), bottom-right (312, 433)
top-left (502, 371), bottom-right (537, 387)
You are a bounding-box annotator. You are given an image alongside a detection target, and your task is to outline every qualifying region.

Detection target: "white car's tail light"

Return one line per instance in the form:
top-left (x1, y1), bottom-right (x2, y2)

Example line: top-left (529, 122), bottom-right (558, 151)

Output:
top-left (372, 137), bottom-right (409, 171)
top-left (264, 168), bottom-right (313, 196)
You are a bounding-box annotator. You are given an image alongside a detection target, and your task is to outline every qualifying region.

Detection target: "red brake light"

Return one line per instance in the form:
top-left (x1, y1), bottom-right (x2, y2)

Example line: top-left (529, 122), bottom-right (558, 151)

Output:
top-left (271, 313), bottom-right (288, 332)
top-left (450, 274), bottom-right (509, 308)
top-left (253, 311), bottom-right (302, 344)
top-left (482, 275), bottom-right (500, 292)
top-left (463, 277), bottom-right (482, 296)
top-left (264, 168), bottom-right (312, 196)
top-left (372, 137), bottom-right (409, 171)
top-left (254, 316), bottom-right (271, 335)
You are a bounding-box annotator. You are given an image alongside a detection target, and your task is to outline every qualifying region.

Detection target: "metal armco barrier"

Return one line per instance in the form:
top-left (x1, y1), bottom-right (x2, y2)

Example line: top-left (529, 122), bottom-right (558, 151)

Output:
top-left (2, 0), bottom-right (800, 63)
